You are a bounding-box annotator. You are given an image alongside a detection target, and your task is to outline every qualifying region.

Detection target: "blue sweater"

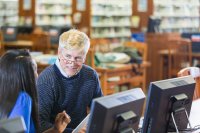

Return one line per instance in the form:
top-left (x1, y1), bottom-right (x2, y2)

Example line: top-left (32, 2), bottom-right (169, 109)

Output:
top-left (37, 64), bottom-right (103, 133)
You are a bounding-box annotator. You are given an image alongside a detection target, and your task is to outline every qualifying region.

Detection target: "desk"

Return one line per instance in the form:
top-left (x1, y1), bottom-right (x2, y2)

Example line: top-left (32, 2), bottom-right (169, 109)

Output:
top-left (4, 40), bottom-right (33, 49)
top-left (169, 99), bottom-right (200, 133)
top-left (191, 53), bottom-right (200, 60)
top-left (139, 99), bottom-right (200, 133)
top-left (159, 50), bottom-right (200, 80)
top-left (189, 99), bottom-right (200, 128)
top-left (95, 62), bottom-right (149, 95)
top-left (96, 64), bottom-right (135, 95)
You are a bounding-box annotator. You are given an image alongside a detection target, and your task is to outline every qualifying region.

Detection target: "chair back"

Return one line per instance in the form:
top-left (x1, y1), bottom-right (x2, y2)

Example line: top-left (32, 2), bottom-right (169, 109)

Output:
top-left (168, 38), bottom-right (192, 78)
top-left (123, 41), bottom-right (149, 92)
top-left (32, 32), bottom-right (51, 54)
top-left (0, 31), bottom-right (4, 55)
top-left (86, 38), bottom-right (111, 68)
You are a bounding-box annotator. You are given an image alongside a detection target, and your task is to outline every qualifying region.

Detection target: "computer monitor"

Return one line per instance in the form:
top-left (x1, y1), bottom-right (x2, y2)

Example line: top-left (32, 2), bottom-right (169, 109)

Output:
top-left (0, 117), bottom-right (26, 133)
top-left (181, 32), bottom-right (200, 53)
top-left (147, 16), bottom-right (161, 33)
top-left (18, 26), bottom-right (33, 34)
top-left (87, 88), bottom-right (145, 133)
top-left (142, 76), bottom-right (195, 133)
top-left (48, 26), bottom-right (70, 45)
top-left (48, 27), bottom-right (61, 45)
top-left (1, 26), bottom-right (18, 42)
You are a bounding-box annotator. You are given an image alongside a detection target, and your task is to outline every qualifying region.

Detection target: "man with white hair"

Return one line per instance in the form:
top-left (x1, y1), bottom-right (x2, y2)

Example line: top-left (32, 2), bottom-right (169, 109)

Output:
top-left (37, 29), bottom-right (103, 133)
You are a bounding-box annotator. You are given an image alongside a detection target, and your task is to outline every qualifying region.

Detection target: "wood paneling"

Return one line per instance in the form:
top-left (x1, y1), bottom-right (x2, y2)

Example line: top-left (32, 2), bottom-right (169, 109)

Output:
top-left (132, 0), bottom-right (153, 32)
top-left (146, 33), bottom-right (181, 84)
top-left (72, 0), bottom-right (91, 36)
top-left (19, 0), bottom-right (35, 26)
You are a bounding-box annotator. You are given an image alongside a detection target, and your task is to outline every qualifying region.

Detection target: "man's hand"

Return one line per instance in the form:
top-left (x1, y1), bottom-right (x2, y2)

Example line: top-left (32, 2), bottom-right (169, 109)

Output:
top-left (54, 110), bottom-right (71, 133)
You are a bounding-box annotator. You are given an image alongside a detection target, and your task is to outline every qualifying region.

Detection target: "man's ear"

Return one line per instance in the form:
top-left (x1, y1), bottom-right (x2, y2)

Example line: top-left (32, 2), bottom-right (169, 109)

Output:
top-left (83, 57), bottom-right (86, 63)
top-left (82, 53), bottom-right (87, 63)
top-left (58, 48), bottom-right (62, 58)
top-left (58, 47), bottom-right (61, 54)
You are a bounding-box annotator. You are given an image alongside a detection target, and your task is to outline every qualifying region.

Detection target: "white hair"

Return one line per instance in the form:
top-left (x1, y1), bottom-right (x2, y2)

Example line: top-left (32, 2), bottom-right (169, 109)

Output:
top-left (59, 29), bottom-right (90, 54)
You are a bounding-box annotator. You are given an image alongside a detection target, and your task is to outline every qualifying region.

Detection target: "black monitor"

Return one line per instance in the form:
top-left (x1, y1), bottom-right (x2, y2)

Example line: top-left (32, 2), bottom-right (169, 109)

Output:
top-left (181, 33), bottom-right (200, 53)
top-left (48, 26), bottom-right (70, 45)
top-left (142, 76), bottom-right (195, 133)
top-left (0, 117), bottom-right (26, 133)
top-left (1, 26), bottom-right (18, 42)
top-left (86, 88), bottom-right (145, 133)
top-left (147, 16), bottom-right (161, 33)
top-left (18, 26), bottom-right (33, 34)
top-left (48, 27), bottom-right (61, 45)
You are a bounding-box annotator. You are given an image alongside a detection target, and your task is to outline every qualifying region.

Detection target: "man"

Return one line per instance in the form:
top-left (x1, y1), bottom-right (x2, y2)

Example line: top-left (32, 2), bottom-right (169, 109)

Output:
top-left (37, 29), bottom-right (103, 133)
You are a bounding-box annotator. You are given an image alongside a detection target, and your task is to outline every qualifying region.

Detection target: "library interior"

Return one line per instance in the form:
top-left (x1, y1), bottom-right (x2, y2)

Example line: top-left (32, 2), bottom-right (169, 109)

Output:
top-left (0, 0), bottom-right (200, 133)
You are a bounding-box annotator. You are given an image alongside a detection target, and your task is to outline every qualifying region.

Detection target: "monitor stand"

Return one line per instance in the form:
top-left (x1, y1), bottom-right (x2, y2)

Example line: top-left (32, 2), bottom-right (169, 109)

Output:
top-left (171, 107), bottom-right (192, 133)
top-left (169, 94), bottom-right (192, 133)
top-left (112, 111), bottom-right (138, 133)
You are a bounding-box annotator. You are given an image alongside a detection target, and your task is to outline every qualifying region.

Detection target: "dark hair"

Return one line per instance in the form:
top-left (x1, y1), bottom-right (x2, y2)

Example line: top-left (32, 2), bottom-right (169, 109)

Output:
top-left (0, 49), bottom-right (39, 131)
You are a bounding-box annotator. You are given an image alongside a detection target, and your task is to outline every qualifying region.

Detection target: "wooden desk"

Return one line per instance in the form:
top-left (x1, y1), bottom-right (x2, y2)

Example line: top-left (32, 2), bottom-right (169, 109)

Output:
top-left (191, 52), bottom-right (200, 60)
top-left (96, 62), bottom-right (149, 95)
top-left (189, 99), bottom-right (200, 132)
top-left (159, 50), bottom-right (199, 80)
top-left (96, 64), bottom-right (134, 95)
top-left (4, 40), bottom-right (33, 49)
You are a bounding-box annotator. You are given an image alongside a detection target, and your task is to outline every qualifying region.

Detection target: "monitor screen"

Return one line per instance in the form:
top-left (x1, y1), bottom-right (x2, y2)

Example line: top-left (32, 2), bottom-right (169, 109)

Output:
top-left (147, 16), bottom-right (161, 33)
top-left (181, 33), bottom-right (200, 53)
top-left (48, 28), bottom-right (61, 45)
top-left (87, 88), bottom-right (145, 133)
top-left (48, 26), bottom-right (70, 45)
top-left (1, 26), bottom-right (18, 42)
top-left (142, 76), bottom-right (195, 133)
top-left (18, 26), bottom-right (33, 34)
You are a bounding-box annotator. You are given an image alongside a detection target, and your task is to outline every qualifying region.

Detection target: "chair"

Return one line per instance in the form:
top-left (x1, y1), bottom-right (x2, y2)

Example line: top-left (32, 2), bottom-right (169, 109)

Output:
top-left (177, 67), bottom-right (200, 100)
top-left (85, 39), bottom-right (96, 68)
top-left (167, 38), bottom-right (192, 78)
top-left (32, 28), bottom-right (51, 54)
top-left (87, 39), bottom-right (115, 95)
top-left (123, 41), bottom-right (150, 92)
top-left (0, 31), bottom-right (4, 55)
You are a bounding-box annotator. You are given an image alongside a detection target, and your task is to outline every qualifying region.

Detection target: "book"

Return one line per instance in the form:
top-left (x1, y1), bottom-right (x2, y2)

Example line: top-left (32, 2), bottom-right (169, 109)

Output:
top-left (72, 114), bottom-right (90, 133)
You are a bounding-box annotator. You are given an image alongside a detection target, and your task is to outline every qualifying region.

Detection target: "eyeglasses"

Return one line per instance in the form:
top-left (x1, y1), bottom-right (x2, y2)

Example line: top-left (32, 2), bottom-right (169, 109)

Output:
top-left (61, 51), bottom-right (84, 64)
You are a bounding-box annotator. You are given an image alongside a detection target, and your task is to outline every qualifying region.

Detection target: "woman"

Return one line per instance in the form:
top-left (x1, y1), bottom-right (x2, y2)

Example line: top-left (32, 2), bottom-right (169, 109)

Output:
top-left (0, 49), bottom-right (70, 133)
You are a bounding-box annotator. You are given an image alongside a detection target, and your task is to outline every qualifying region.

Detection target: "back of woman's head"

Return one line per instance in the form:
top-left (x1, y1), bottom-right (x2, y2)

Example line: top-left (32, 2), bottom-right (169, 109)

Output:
top-left (0, 49), bottom-right (38, 124)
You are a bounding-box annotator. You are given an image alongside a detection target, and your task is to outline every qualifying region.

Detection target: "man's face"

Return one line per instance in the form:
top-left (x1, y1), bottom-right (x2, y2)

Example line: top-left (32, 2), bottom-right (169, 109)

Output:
top-left (58, 48), bottom-right (85, 77)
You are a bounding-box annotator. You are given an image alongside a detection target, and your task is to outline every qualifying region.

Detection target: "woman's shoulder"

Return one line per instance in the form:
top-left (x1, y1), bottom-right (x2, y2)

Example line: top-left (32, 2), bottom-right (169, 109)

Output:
top-left (16, 92), bottom-right (32, 106)
top-left (9, 91), bottom-right (32, 118)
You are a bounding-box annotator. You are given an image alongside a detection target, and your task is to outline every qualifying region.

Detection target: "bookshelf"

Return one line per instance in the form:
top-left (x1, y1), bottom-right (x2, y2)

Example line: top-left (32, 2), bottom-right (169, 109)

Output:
top-left (35, 0), bottom-right (72, 27)
top-left (90, 0), bottom-right (132, 40)
top-left (153, 0), bottom-right (200, 32)
top-left (0, 0), bottom-right (18, 27)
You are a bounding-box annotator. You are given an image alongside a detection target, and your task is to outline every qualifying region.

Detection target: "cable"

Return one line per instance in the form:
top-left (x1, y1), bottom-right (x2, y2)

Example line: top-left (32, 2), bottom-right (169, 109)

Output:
top-left (137, 127), bottom-right (142, 133)
top-left (178, 125), bottom-right (200, 132)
